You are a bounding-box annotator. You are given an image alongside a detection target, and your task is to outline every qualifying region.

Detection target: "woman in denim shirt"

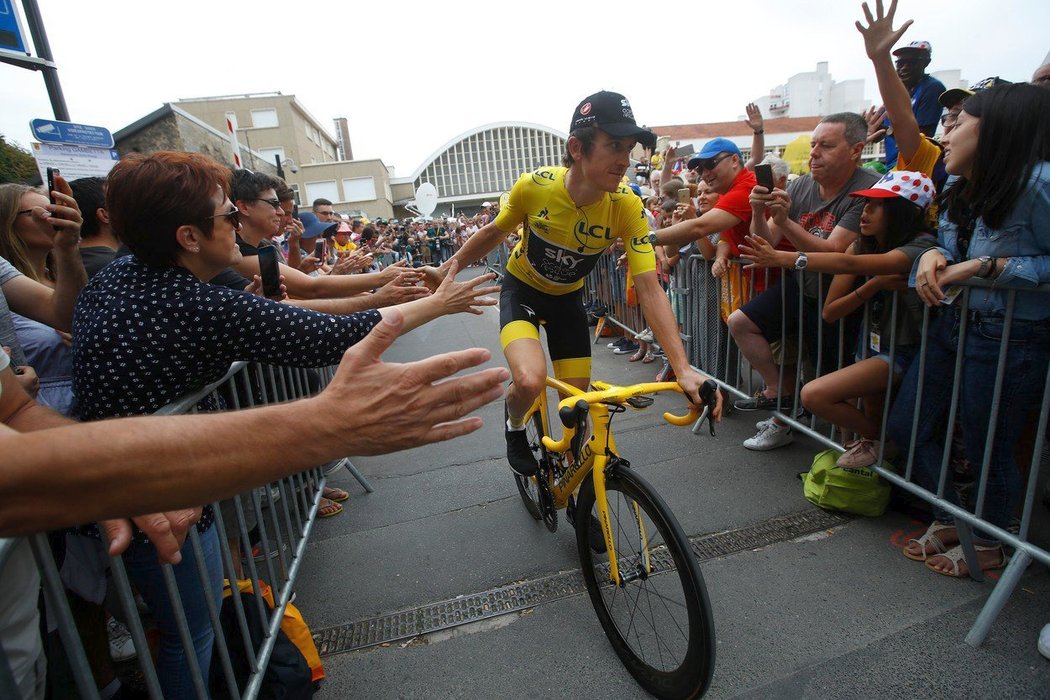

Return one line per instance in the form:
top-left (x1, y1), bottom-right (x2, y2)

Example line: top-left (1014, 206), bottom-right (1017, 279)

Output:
top-left (887, 83), bottom-right (1050, 578)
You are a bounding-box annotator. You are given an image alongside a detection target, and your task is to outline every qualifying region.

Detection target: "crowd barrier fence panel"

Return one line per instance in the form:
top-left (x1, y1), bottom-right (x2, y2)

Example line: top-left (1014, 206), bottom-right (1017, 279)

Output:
top-left (641, 255), bottom-right (1048, 646)
top-left (1, 360), bottom-right (343, 699)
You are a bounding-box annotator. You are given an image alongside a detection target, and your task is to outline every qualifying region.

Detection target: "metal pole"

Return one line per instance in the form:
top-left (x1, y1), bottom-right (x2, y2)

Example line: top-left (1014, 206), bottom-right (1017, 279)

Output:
top-left (21, 0), bottom-right (70, 120)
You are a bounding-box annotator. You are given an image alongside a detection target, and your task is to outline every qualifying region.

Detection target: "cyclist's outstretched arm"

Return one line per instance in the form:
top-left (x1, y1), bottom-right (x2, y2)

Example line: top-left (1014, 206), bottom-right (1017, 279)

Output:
top-left (436, 221), bottom-right (511, 278)
top-left (633, 270), bottom-right (721, 420)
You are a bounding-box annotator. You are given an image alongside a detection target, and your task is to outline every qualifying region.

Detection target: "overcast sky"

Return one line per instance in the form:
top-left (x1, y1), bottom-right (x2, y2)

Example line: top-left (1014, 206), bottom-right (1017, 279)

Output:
top-left (2, 0), bottom-right (1047, 177)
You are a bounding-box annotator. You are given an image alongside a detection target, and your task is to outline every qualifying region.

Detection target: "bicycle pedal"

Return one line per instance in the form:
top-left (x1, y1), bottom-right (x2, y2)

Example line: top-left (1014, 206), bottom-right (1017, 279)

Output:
top-left (625, 395), bottom-right (654, 409)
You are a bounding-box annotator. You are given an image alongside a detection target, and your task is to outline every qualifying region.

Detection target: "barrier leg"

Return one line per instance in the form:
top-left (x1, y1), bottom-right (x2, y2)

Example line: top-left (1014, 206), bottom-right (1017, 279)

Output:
top-left (965, 548), bottom-right (1032, 647)
top-left (343, 458), bottom-right (375, 493)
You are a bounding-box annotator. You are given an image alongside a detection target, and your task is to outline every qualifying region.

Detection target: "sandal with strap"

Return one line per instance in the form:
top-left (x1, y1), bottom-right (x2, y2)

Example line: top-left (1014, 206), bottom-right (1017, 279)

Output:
top-left (925, 544), bottom-right (1008, 578)
top-left (322, 486), bottom-right (350, 502)
top-left (903, 521), bottom-right (957, 562)
top-left (318, 497), bottom-right (343, 518)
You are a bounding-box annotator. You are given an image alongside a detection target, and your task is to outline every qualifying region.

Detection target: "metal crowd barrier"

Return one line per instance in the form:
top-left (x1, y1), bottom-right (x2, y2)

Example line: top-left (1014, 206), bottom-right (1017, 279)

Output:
top-left (1, 361), bottom-right (355, 700)
top-left (584, 253), bottom-right (1049, 646)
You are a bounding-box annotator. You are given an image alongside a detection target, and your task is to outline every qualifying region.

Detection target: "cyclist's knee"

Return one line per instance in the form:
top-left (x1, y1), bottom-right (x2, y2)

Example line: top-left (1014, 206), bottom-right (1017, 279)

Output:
top-left (509, 368), bottom-right (545, 401)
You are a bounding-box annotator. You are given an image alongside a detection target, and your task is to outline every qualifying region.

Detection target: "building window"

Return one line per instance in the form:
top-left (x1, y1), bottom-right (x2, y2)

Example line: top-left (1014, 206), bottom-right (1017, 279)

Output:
top-left (342, 177), bottom-right (376, 203)
top-left (305, 180), bottom-right (339, 204)
top-left (257, 147), bottom-right (285, 168)
top-left (250, 109), bottom-right (279, 128)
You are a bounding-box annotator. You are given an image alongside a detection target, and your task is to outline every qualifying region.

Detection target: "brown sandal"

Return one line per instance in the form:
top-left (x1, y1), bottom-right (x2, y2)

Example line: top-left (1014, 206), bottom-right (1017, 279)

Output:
top-left (322, 486), bottom-right (349, 502)
top-left (318, 497), bottom-right (343, 518)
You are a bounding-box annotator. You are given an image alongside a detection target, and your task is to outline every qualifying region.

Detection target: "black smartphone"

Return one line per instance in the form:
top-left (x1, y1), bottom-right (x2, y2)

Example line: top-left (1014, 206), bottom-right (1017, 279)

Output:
top-left (313, 239), bottom-right (325, 259)
top-left (754, 163), bottom-right (775, 192)
top-left (675, 143), bottom-right (695, 157)
top-left (46, 167), bottom-right (59, 205)
top-left (292, 203), bottom-right (299, 219)
top-left (257, 245), bottom-right (282, 298)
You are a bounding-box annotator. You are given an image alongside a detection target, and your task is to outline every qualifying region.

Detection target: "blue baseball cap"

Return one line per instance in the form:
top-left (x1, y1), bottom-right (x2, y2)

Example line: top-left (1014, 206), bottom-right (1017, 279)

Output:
top-left (688, 138), bottom-right (743, 169)
top-left (297, 212), bottom-right (338, 240)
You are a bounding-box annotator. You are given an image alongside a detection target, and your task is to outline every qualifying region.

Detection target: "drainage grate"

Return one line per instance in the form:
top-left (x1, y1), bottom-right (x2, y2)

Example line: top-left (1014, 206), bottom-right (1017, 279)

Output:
top-left (313, 507), bottom-right (849, 657)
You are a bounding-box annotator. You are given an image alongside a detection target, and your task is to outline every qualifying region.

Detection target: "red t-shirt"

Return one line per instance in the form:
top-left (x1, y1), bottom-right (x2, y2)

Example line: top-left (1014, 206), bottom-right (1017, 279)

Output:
top-left (714, 168), bottom-right (756, 255)
top-left (714, 167), bottom-right (785, 293)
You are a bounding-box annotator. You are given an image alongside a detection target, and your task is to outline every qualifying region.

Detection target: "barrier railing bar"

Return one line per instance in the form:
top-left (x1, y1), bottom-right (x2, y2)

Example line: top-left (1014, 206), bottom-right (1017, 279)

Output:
top-left (158, 560), bottom-right (209, 700)
top-left (187, 526), bottom-right (240, 700)
top-left (29, 533), bottom-right (101, 700)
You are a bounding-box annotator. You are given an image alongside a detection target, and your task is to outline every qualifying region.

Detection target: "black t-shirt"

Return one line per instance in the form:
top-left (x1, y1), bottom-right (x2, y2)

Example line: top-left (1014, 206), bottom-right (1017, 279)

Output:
top-left (79, 246), bottom-right (119, 279)
top-left (208, 267), bottom-right (252, 290)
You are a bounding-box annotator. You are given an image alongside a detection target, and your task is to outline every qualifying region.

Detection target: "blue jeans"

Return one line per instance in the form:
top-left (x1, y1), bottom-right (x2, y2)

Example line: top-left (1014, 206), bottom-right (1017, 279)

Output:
top-left (887, 309), bottom-right (1050, 543)
top-left (124, 525), bottom-right (224, 700)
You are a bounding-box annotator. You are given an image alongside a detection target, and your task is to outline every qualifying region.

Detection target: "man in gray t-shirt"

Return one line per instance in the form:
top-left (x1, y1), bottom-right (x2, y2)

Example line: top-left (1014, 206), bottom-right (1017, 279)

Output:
top-left (727, 113), bottom-right (879, 452)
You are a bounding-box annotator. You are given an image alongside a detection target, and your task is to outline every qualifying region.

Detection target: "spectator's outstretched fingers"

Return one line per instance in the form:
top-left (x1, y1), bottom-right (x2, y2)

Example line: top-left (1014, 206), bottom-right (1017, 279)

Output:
top-left (102, 507), bottom-right (203, 563)
top-left (373, 273), bottom-right (431, 307)
top-left (324, 309), bottom-right (509, 454)
top-left (433, 259), bottom-right (499, 315)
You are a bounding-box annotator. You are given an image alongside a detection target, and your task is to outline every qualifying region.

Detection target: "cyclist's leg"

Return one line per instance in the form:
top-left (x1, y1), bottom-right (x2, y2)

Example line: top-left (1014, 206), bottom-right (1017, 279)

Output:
top-left (499, 276), bottom-right (547, 476)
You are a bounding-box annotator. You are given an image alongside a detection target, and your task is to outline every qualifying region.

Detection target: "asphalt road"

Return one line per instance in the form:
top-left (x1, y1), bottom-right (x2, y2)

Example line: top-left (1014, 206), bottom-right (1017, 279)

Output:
top-left (296, 273), bottom-right (1050, 699)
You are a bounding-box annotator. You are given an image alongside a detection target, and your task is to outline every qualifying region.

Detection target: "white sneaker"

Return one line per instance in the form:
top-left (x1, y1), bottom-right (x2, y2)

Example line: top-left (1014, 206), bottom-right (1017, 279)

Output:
top-left (107, 617), bottom-right (137, 662)
top-left (755, 417), bottom-right (774, 431)
top-left (1039, 623), bottom-right (1050, 660)
top-left (743, 421), bottom-right (793, 451)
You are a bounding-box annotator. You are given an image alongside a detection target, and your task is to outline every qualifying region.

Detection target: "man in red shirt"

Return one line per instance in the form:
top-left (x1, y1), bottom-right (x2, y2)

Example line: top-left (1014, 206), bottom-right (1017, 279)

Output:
top-left (651, 138), bottom-right (754, 260)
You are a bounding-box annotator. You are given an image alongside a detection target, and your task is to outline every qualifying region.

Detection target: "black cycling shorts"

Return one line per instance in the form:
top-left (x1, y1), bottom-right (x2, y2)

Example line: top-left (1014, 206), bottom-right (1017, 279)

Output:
top-left (499, 273), bottom-right (591, 380)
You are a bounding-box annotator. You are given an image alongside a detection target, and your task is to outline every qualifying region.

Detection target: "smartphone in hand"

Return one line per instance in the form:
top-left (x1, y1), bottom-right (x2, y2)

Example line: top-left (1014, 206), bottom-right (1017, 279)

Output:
top-left (754, 163), bottom-right (775, 192)
top-left (313, 239), bottom-right (325, 260)
top-left (677, 188), bottom-right (691, 204)
top-left (46, 167), bottom-right (59, 205)
top-left (257, 245), bottom-right (282, 298)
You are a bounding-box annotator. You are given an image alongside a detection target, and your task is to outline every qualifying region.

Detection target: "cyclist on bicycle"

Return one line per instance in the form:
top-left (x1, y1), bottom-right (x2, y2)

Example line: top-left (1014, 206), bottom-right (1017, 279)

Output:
top-left (426, 91), bottom-right (721, 476)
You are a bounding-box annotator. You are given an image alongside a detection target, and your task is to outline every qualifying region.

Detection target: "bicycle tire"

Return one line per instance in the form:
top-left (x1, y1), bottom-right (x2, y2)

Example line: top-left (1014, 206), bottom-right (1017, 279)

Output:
top-left (576, 465), bottom-right (715, 699)
top-left (513, 412), bottom-right (546, 521)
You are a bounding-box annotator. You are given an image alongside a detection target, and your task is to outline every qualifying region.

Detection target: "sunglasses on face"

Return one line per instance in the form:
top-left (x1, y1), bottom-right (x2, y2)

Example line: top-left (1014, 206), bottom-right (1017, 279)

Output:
top-left (695, 154), bottom-right (731, 172)
top-left (253, 197), bottom-right (282, 209)
top-left (201, 207), bottom-right (241, 228)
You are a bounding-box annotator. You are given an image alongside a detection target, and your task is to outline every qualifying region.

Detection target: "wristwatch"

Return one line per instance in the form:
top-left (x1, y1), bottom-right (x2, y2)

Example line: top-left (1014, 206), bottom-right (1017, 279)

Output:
top-left (648, 232), bottom-right (659, 246)
top-left (794, 252), bottom-right (809, 271)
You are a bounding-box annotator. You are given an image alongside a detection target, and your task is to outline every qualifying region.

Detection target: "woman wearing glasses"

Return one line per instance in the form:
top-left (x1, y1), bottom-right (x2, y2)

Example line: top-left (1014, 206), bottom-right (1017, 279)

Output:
top-left (71, 151), bottom-right (497, 699)
top-left (0, 180), bottom-right (86, 414)
top-left (888, 83), bottom-right (1050, 579)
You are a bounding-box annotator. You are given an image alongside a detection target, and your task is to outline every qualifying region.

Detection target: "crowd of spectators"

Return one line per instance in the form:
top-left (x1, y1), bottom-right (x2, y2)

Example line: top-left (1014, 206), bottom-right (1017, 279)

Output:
top-left (2, 1), bottom-right (1049, 696)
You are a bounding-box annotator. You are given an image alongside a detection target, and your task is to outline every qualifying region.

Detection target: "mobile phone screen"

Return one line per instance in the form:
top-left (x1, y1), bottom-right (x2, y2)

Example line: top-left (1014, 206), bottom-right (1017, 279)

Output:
top-left (754, 163), bottom-right (775, 192)
top-left (258, 245), bottom-right (282, 298)
top-left (313, 239), bottom-right (325, 259)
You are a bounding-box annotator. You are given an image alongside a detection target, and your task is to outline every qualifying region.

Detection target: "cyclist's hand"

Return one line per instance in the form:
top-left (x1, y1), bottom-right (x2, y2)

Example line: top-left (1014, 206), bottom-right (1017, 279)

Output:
top-left (678, 370), bottom-right (722, 422)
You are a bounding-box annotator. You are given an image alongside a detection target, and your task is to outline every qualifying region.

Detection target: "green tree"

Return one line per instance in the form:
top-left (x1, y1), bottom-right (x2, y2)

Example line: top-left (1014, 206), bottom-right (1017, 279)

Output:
top-left (0, 135), bottom-right (40, 184)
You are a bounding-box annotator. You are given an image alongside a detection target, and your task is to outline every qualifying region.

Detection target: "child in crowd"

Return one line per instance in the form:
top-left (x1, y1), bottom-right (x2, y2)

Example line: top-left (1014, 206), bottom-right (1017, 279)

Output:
top-left (739, 170), bottom-right (936, 467)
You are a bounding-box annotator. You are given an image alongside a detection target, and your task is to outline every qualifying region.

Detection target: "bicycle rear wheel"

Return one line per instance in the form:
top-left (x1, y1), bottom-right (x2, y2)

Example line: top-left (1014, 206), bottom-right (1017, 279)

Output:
top-left (513, 412), bottom-right (547, 521)
top-left (576, 465), bottom-right (715, 699)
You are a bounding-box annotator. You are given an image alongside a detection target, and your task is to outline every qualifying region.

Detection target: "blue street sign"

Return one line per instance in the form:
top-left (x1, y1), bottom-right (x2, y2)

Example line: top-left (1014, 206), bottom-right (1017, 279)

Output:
top-left (30, 118), bottom-right (114, 148)
top-left (0, 0), bottom-right (28, 54)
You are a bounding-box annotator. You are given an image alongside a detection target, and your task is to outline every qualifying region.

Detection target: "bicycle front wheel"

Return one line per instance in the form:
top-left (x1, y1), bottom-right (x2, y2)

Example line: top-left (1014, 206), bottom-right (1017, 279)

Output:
top-left (576, 465), bottom-right (715, 699)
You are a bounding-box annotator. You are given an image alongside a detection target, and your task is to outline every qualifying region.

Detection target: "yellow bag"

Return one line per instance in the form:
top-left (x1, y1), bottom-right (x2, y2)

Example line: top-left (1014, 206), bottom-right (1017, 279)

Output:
top-left (719, 264), bottom-right (751, 322)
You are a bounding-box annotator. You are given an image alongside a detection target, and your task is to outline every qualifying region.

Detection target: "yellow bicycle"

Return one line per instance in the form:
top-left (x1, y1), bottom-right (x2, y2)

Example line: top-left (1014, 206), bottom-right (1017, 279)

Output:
top-left (513, 377), bottom-right (718, 699)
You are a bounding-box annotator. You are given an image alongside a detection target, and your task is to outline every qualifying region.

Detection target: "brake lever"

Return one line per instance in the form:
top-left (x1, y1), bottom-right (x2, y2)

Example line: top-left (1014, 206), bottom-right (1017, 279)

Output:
top-left (691, 380), bottom-right (718, 437)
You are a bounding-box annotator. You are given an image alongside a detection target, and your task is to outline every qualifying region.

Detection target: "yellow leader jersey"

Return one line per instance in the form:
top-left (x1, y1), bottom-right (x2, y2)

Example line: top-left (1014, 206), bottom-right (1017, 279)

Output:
top-left (495, 166), bottom-right (656, 295)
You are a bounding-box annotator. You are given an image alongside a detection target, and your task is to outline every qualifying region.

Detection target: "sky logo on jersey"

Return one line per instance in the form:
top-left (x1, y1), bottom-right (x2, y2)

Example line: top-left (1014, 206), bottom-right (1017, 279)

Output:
top-left (524, 231), bottom-right (601, 285)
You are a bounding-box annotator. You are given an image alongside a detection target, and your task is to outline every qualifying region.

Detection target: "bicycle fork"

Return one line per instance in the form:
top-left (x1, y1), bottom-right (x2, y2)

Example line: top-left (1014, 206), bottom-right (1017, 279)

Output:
top-left (592, 455), bottom-right (653, 587)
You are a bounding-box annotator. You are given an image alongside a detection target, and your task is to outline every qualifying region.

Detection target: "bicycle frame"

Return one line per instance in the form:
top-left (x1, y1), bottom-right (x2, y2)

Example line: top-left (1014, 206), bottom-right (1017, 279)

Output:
top-left (528, 377), bottom-right (696, 586)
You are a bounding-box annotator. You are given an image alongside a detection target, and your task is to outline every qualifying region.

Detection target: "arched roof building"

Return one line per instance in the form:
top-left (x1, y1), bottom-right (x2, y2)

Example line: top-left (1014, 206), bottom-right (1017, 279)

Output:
top-left (390, 122), bottom-right (567, 212)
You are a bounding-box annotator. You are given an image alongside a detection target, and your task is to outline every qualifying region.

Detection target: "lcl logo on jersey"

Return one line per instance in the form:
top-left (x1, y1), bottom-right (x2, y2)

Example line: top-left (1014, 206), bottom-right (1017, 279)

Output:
top-left (532, 169), bottom-right (557, 185)
top-left (629, 234), bottom-right (653, 254)
top-left (575, 222), bottom-right (613, 241)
